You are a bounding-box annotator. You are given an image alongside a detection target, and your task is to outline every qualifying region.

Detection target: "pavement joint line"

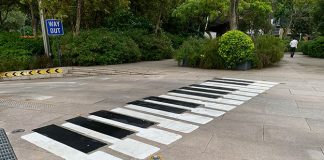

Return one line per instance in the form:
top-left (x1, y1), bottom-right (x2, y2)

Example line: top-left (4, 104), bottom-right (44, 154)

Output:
top-left (305, 118), bottom-right (312, 132)
top-left (202, 134), bottom-right (214, 153)
top-left (262, 125), bottom-right (265, 141)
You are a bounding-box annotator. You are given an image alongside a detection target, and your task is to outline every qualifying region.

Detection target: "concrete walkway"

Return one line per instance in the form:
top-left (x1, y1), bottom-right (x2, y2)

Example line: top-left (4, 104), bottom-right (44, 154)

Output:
top-left (0, 53), bottom-right (324, 160)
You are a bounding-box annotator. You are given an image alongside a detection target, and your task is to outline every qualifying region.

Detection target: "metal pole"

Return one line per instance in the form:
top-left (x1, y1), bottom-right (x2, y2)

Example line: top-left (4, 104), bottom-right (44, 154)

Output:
top-left (39, 0), bottom-right (51, 57)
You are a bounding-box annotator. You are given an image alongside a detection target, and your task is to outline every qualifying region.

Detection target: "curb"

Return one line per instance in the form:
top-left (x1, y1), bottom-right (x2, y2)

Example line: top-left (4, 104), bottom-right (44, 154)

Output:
top-left (0, 67), bottom-right (71, 81)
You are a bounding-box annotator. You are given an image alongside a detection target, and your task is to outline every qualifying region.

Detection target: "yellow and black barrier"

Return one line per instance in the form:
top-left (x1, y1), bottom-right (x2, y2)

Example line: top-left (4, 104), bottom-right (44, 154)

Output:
top-left (0, 68), bottom-right (63, 78)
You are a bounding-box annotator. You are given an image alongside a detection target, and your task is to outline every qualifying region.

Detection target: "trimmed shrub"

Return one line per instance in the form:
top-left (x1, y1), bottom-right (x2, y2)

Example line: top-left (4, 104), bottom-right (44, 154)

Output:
top-left (200, 38), bottom-right (225, 69)
top-left (60, 29), bottom-right (141, 66)
top-left (298, 41), bottom-right (309, 54)
top-left (302, 37), bottom-right (324, 58)
top-left (175, 38), bottom-right (207, 67)
top-left (254, 35), bottom-right (285, 68)
top-left (218, 30), bottom-right (255, 69)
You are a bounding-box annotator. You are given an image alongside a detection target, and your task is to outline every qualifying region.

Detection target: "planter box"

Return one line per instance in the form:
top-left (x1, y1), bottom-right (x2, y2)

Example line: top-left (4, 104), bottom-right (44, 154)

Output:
top-left (235, 61), bottom-right (252, 70)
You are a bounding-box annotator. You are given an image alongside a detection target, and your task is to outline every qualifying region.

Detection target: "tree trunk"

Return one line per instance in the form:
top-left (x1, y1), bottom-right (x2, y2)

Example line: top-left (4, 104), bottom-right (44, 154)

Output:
top-left (154, 9), bottom-right (162, 35)
top-left (0, 10), bottom-right (2, 26)
top-left (230, 0), bottom-right (239, 30)
top-left (29, 2), bottom-right (37, 37)
top-left (75, 0), bottom-right (82, 36)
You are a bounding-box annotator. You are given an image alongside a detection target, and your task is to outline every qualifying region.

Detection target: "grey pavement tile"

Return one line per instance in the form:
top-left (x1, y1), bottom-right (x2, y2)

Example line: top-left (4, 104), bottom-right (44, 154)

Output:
top-left (297, 100), bottom-right (324, 110)
top-left (290, 89), bottom-right (324, 97)
top-left (202, 136), bottom-right (324, 160)
top-left (171, 128), bottom-right (214, 153)
top-left (223, 111), bottom-right (310, 131)
top-left (13, 146), bottom-right (62, 160)
top-left (295, 108), bottom-right (324, 121)
top-left (264, 125), bottom-right (324, 147)
top-left (203, 119), bottom-right (264, 142)
top-left (314, 87), bottom-right (324, 92)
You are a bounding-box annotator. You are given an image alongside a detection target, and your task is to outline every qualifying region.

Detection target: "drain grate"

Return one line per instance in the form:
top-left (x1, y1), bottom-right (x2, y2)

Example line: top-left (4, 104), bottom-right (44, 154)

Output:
top-left (0, 128), bottom-right (17, 160)
top-left (0, 99), bottom-right (55, 111)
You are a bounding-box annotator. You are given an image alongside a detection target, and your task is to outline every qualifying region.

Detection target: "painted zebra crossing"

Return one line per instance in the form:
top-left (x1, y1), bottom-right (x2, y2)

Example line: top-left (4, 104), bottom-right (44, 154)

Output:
top-left (21, 78), bottom-right (277, 160)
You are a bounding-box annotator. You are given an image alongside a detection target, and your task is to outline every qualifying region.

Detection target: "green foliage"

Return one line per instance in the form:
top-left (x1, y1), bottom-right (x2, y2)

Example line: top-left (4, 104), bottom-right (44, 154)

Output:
top-left (1, 8), bottom-right (27, 31)
top-left (0, 32), bottom-right (45, 72)
top-left (124, 29), bottom-right (174, 61)
top-left (239, 0), bottom-right (273, 34)
top-left (165, 33), bottom-right (187, 49)
top-left (313, 0), bottom-right (324, 35)
top-left (254, 35), bottom-right (285, 68)
top-left (172, 0), bottom-right (229, 34)
top-left (301, 37), bottom-right (324, 58)
top-left (175, 38), bottom-right (225, 69)
top-left (218, 30), bottom-right (255, 69)
top-left (200, 38), bottom-right (225, 69)
top-left (60, 29), bottom-right (141, 66)
top-left (175, 38), bottom-right (207, 67)
top-left (105, 11), bottom-right (153, 31)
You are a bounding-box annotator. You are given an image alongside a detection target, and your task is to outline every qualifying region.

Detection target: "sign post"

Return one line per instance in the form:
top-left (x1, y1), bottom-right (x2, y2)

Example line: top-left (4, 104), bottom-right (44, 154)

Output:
top-left (45, 19), bottom-right (64, 66)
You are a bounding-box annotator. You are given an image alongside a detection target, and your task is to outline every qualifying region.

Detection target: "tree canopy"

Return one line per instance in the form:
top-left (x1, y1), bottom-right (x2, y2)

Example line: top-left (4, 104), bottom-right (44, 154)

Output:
top-left (0, 0), bottom-right (322, 36)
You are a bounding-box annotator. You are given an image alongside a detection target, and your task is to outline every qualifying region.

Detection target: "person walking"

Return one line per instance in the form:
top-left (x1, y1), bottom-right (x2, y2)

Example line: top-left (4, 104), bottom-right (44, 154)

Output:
top-left (290, 38), bottom-right (298, 58)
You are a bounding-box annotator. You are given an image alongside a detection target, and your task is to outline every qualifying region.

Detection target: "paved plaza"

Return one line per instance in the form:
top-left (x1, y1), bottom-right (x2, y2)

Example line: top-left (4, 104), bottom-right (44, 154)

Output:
top-left (1, 53), bottom-right (324, 160)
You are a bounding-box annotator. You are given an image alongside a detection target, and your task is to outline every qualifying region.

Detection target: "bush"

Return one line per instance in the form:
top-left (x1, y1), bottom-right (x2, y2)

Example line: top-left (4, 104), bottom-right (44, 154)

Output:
top-left (165, 33), bottom-right (187, 49)
top-left (60, 29), bottom-right (141, 66)
top-left (298, 41), bottom-right (308, 54)
top-left (200, 38), bottom-right (225, 69)
top-left (302, 37), bottom-right (324, 58)
top-left (254, 35), bottom-right (285, 68)
top-left (0, 32), bottom-right (44, 72)
top-left (124, 29), bottom-right (174, 61)
top-left (218, 30), bottom-right (255, 69)
top-left (175, 38), bottom-right (207, 67)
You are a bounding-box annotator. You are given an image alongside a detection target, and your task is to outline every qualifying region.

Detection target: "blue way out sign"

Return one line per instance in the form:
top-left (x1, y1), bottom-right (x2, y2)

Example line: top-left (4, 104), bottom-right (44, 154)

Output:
top-left (46, 19), bottom-right (64, 36)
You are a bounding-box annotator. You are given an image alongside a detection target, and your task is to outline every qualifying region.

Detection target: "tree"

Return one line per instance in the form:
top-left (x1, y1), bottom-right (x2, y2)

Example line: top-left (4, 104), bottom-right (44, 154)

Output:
top-left (20, 0), bottom-right (38, 36)
top-left (238, 0), bottom-right (273, 35)
top-left (131, 0), bottom-right (179, 34)
top-left (39, 0), bottom-right (129, 33)
top-left (172, 0), bottom-right (229, 34)
top-left (0, 0), bottom-right (20, 29)
top-left (313, 0), bottom-right (324, 35)
top-left (230, 0), bottom-right (239, 30)
top-left (75, 0), bottom-right (82, 36)
top-left (273, 0), bottom-right (316, 37)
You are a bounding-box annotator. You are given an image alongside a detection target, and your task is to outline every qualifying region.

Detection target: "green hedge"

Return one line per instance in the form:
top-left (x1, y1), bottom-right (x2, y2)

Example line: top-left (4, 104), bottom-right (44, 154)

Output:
top-left (254, 35), bottom-right (285, 68)
top-left (0, 32), bottom-right (45, 72)
top-left (60, 29), bottom-right (141, 66)
top-left (300, 37), bottom-right (324, 58)
top-left (124, 29), bottom-right (174, 61)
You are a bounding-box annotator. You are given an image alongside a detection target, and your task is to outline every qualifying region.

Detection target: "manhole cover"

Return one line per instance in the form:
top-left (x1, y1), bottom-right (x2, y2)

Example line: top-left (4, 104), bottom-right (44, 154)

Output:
top-left (0, 128), bottom-right (18, 160)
